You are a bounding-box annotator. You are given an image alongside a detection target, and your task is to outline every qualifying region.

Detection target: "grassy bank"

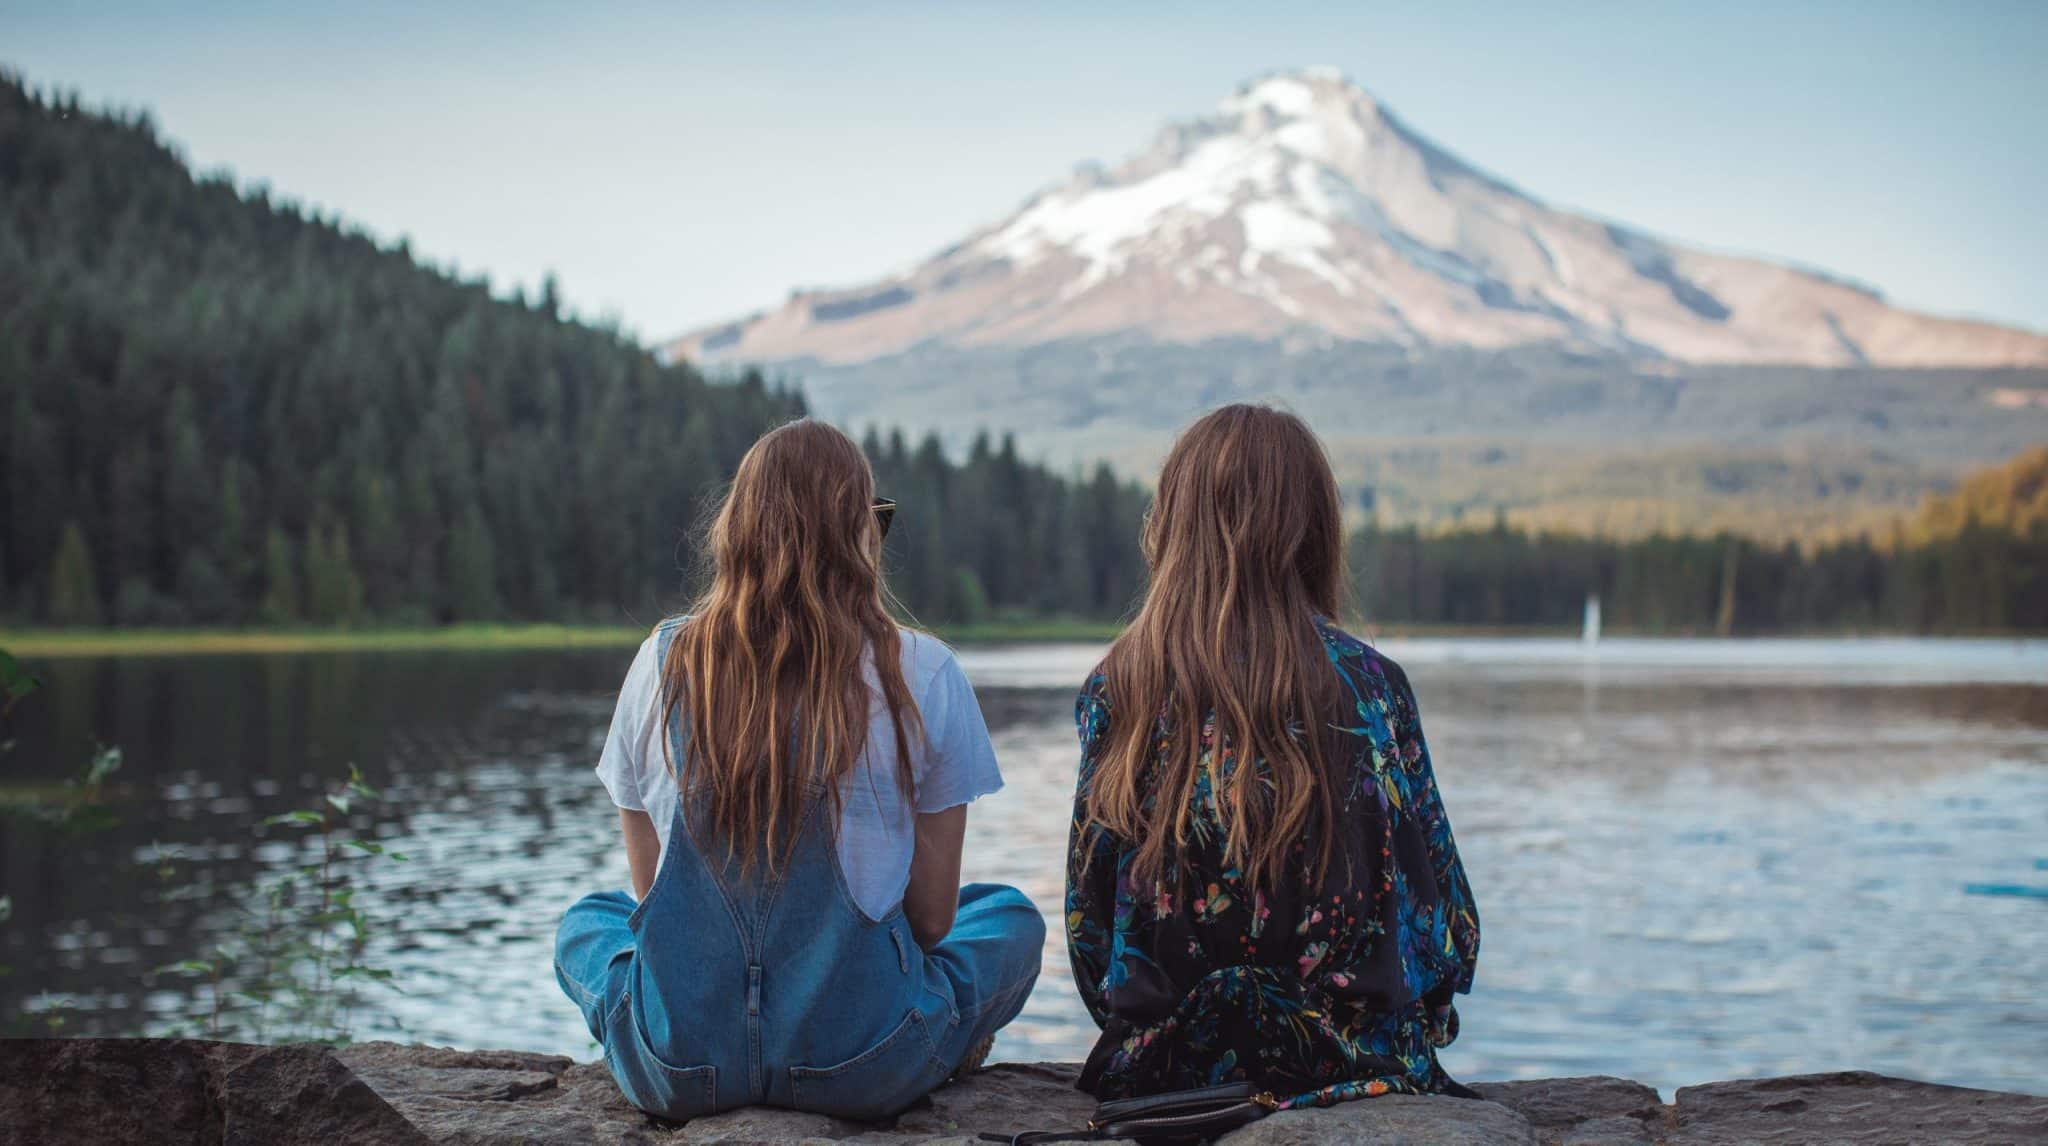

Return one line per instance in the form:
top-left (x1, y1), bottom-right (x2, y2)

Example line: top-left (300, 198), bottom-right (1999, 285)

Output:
top-left (0, 624), bottom-right (648, 658)
top-left (0, 618), bottom-right (1131, 659)
top-left (20, 618), bottom-right (1971, 660)
top-left (927, 618), bottom-right (1126, 644)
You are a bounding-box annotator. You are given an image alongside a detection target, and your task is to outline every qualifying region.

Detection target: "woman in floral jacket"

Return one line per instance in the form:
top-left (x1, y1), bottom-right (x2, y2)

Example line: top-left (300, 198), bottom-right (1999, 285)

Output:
top-left (1065, 405), bottom-right (1481, 1108)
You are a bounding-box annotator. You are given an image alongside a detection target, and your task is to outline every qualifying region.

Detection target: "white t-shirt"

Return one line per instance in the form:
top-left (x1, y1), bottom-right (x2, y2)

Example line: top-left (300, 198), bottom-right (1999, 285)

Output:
top-left (595, 625), bottom-right (1003, 921)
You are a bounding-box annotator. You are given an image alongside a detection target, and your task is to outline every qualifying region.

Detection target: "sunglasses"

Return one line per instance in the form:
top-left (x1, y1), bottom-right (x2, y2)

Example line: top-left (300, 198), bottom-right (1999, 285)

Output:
top-left (872, 497), bottom-right (897, 539)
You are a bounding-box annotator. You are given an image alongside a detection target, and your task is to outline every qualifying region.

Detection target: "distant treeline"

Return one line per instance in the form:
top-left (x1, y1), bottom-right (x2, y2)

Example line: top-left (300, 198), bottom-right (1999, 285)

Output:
top-left (864, 429), bottom-right (1147, 625)
top-left (0, 76), bottom-right (1146, 629)
top-left (1351, 481), bottom-right (2048, 634)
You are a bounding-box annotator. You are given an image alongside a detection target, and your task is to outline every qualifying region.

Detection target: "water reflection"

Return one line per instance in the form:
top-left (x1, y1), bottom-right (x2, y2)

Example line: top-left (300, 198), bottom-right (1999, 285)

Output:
top-left (1, 639), bottom-right (2043, 1097)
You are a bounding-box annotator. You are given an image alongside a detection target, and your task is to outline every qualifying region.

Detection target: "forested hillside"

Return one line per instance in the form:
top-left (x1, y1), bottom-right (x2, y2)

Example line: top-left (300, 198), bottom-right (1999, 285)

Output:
top-left (1349, 447), bottom-right (2048, 634)
top-left (1910, 446), bottom-right (2048, 541)
top-left (0, 76), bottom-right (1147, 628)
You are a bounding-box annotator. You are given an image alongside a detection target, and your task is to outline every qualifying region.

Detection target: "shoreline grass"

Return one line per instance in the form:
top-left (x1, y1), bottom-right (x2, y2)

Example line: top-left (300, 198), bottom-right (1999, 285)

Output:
top-left (0, 624), bottom-right (650, 658)
top-left (927, 618), bottom-right (1127, 644)
top-left (5, 619), bottom-right (2028, 659)
top-left (0, 620), bottom-right (1129, 658)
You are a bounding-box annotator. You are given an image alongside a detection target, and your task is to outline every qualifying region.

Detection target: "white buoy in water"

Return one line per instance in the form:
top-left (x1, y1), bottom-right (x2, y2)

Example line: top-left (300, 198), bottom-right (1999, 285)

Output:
top-left (1582, 594), bottom-right (1602, 645)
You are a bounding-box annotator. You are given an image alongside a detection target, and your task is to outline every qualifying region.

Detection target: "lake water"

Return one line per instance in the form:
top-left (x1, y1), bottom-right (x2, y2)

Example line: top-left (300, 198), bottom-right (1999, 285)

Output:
top-left (3, 637), bottom-right (2044, 1098)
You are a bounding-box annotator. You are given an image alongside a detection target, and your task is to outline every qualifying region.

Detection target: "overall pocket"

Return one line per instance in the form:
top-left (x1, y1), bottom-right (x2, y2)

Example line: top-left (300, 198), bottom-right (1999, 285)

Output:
top-left (787, 1008), bottom-right (952, 1120)
top-left (603, 989), bottom-right (719, 1120)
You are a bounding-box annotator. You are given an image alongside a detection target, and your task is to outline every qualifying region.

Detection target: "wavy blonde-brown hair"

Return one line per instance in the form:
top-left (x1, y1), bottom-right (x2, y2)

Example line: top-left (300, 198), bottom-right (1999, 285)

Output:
top-left (659, 419), bottom-right (920, 874)
top-left (1086, 404), bottom-right (1347, 891)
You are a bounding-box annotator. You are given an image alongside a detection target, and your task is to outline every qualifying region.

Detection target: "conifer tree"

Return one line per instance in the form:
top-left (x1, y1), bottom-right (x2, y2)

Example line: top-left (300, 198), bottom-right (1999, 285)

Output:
top-left (218, 461), bottom-right (254, 597)
top-left (447, 505), bottom-right (500, 621)
top-left (162, 387), bottom-right (213, 552)
top-left (176, 549), bottom-right (234, 623)
top-left (304, 518), bottom-right (365, 624)
top-left (354, 474), bottom-right (406, 614)
top-left (259, 527), bottom-right (301, 625)
top-left (47, 521), bottom-right (103, 626)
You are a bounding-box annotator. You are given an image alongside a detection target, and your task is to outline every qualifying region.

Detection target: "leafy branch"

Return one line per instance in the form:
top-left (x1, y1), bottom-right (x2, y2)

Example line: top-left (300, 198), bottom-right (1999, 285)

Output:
top-left (153, 764), bottom-right (408, 1044)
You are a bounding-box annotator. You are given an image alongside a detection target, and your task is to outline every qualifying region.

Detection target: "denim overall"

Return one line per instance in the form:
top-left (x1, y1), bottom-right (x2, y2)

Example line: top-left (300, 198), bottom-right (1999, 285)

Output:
top-left (554, 629), bottom-right (1043, 1121)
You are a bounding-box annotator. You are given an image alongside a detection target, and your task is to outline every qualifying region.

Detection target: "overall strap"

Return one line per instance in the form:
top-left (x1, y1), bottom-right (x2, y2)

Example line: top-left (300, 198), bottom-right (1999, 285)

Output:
top-left (653, 613), bottom-right (828, 954)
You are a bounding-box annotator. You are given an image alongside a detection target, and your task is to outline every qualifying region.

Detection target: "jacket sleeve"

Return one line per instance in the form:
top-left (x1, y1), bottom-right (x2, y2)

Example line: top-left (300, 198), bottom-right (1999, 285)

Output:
top-left (1065, 674), bottom-right (1120, 1029)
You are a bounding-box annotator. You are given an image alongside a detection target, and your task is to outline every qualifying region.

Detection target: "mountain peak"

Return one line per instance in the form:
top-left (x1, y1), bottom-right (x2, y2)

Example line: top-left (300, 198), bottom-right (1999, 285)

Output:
top-left (1222, 69), bottom-right (1372, 120)
top-left (667, 72), bottom-right (2048, 372)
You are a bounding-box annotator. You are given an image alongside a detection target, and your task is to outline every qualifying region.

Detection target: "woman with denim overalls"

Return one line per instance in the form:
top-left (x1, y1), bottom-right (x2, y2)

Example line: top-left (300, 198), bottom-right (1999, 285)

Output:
top-left (554, 419), bottom-right (1043, 1122)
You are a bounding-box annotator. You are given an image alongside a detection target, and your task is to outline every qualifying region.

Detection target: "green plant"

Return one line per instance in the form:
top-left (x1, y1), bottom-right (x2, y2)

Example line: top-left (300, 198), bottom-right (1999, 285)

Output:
top-left (0, 649), bottom-right (38, 718)
top-left (0, 649), bottom-right (51, 1018)
top-left (5, 641), bottom-right (407, 1044)
top-left (1, 647), bottom-right (115, 1033)
top-left (154, 765), bottom-right (409, 1044)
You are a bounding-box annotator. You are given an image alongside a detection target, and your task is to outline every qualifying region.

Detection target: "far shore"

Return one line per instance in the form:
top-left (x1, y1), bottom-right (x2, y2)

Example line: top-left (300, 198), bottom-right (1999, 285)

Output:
top-left (6, 619), bottom-right (2028, 659)
top-left (1, 619), bottom-right (1129, 658)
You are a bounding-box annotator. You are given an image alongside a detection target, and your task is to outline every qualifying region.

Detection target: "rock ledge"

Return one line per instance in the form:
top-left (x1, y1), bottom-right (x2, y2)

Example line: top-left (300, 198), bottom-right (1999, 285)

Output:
top-left (0, 1040), bottom-right (2041, 1145)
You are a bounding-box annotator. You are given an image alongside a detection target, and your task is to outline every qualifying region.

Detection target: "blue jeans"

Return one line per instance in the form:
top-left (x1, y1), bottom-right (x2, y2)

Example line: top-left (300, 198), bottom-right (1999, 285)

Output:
top-left (555, 825), bottom-right (1042, 1121)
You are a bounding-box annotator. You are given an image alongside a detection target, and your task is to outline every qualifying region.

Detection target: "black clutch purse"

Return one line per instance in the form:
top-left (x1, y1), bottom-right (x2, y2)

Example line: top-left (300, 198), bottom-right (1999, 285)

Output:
top-left (983, 1081), bottom-right (1278, 1145)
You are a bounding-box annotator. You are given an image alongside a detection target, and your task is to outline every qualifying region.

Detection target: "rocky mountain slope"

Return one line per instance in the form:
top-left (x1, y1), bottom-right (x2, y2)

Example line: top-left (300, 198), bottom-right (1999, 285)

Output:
top-left (669, 70), bottom-right (2047, 371)
top-left (663, 70), bottom-right (2048, 534)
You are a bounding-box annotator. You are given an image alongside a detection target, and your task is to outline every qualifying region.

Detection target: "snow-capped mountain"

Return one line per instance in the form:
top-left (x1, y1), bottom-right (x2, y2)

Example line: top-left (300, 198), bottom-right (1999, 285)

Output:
top-left (669, 69), bottom-right (2047, 370)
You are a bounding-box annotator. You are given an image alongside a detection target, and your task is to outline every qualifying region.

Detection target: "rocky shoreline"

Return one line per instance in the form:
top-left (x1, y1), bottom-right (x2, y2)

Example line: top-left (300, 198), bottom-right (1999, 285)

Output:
top-left (2, 1039), bottom-right (2044, 1144)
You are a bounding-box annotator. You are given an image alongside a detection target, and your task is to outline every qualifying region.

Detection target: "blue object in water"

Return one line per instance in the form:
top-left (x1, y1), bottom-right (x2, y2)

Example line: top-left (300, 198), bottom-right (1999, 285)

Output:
top-left (1962, 883), bottom-right (2048, 900)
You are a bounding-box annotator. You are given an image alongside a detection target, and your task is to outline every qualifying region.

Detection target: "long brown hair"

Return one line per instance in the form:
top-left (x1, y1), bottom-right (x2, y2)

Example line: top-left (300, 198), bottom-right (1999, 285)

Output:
top-left (659, 418), bottom-right (920, 874)
top-left (1086, 404), bottom-right (1347, 891)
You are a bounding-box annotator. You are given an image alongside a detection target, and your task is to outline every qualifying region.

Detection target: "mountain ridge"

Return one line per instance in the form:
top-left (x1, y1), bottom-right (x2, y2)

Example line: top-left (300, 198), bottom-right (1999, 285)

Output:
top-left (657, 69), bottom-right (2048, 537)
top-left (666, 69), bottom-right (2048, 371)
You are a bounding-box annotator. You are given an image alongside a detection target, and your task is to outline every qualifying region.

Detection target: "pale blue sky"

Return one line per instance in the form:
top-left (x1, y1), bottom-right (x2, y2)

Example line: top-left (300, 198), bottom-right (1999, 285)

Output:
top-left (5, 1), bottom-right (2044, 340)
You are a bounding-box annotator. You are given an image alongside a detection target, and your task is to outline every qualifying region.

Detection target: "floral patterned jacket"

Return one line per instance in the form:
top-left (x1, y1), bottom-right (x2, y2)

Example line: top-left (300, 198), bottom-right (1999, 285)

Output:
top-left (1065, 618), bottom-right (1480, 1107)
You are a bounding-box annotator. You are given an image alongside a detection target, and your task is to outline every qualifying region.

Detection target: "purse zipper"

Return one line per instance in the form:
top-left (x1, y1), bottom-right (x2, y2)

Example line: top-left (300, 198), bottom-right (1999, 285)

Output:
top-left (1091, 1094), bottom-right (1279, 1132)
